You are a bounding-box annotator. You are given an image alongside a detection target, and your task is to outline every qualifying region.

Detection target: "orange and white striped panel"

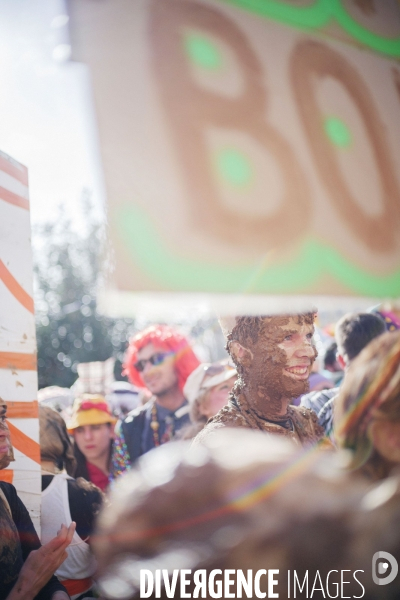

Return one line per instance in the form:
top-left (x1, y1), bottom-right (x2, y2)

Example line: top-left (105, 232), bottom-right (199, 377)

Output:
top-left (0, 150), bottom-right (41, 532)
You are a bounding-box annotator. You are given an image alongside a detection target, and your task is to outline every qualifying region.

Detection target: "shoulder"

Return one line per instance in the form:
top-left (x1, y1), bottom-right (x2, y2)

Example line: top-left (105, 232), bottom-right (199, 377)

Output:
top-left (318, 394), bottom-right (338, 418)
top-left (191, 420), bottom-right (228, 447)
top-left (290, 404), bottom-right (320, 424)
top-left (300, 387), bottom-right (338, 412)
top-left (123, 400), bottom-right (152, 425)
top-left (0, 481), bottom-right (20, 514)
top-left (289, 405), bottom-right (324, 440)
top-left (192, 403), bottom-right (248, 446)
top-left (209, 401), bottom-right (247, 427)
top-left (119, 401), bottom-right (151, 436)
top-left (0, 481), bottom-right (17, 501)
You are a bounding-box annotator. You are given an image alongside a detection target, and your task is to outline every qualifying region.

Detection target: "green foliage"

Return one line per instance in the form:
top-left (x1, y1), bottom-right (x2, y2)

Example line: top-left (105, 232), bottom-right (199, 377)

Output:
top-left (33, 193), bottom-right (135, 389)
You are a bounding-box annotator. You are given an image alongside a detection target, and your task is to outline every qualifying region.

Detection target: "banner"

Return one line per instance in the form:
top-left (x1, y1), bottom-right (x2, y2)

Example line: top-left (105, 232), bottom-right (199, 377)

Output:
top-left (0, 151), bottom-right (41, 532)
top-left (68, 0), bottom-right (400, 315)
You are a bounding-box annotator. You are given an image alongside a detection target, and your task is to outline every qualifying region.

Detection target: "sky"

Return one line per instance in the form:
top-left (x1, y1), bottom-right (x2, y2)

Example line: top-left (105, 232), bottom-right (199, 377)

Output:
top-left (0, 0), bottom-right (105, 227)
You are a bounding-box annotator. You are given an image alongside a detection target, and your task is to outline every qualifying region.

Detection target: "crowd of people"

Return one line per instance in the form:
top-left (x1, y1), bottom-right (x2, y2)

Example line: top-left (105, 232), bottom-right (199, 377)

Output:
top-left (1, 306), bottom-right (400, 599)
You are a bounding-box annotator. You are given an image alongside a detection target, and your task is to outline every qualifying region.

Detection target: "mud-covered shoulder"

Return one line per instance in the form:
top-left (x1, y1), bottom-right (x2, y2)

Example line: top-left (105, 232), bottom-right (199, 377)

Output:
top-left (289, 405), bottom-right (325, 442)
top-left (191, 419), bottom-right (227, 447)
top-left (191, 404), bottom-right (249, 447)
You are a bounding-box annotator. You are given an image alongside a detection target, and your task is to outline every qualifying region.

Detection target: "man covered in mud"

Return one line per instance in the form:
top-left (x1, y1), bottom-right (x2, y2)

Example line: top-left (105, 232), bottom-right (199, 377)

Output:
top-left (194, 313), bottom-right (324, 446)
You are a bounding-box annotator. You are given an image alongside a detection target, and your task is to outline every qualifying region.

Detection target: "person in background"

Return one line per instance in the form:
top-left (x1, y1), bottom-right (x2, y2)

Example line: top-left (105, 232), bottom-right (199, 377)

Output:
top-left (335, 330), bottom-right (400, 481)
top-left (308, 371), bottom-right (334, 393)
top-left (40, 406), bottom-right (103, 599)
top-left (68, 394), bottom-right (116, 491)
top-left (301, 312), bottom-right (386, 437)
top-left (0, 402), bottom-right (72, 600)
top-left (93, 431), bottom-right (400, 600)
top-left (38, 386), bottom-right (74, 418)
top-left (323, 342), bottom-right (344, 384)
top-left (106, 381), bottom-right (140, 420)
top-left (112, 325), bottom-right (200, 476)
top-left (181, 362), bottom-right (237, 438)
top-left (374, 301), bottom-right (400, 332)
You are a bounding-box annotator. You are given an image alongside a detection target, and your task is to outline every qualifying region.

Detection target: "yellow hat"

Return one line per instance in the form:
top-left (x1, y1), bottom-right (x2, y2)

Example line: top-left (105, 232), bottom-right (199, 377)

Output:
top-left (67, 394), bottom-right (116, 432)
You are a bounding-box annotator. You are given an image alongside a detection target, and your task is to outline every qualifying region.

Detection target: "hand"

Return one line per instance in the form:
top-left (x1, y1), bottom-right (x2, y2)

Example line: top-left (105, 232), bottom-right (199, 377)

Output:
top-left (6, 522), bottom-right (76, 600)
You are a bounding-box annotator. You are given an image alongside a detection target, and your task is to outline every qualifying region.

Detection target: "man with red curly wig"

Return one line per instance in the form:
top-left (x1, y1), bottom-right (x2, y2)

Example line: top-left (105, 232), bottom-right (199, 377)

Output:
top-left (112, 325), bottom-right (200, 475)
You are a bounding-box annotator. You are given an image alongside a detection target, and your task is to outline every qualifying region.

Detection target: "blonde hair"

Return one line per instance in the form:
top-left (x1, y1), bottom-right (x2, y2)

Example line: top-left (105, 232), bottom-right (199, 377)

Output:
top-left (190, 388), bottom-right (211, 425)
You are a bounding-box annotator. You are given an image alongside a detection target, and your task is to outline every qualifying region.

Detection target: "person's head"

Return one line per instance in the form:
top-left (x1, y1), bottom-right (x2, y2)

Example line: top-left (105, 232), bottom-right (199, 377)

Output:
top-left (335, 312), bottom-right (386, 368)
top-left (374, 301), bottom-right (400, 332)
top-left (335, 330), bottom-right (400, 480)
top-left (68, 394), bottom-right (116, 472)
top-left (122, 325), bottom-right (200, 398)
top-left (184, 362), bottom-right (237, 423)
top-left (93, 431), bottom-right (400, 600)
top-left (224, 313), bottom-right (317, 406)
top-left (323, 342), bottom-right (341, 372)
top-left (39, 405), bottom-right (76, 475)
top-left (0, 403), bottom-right (14, 470)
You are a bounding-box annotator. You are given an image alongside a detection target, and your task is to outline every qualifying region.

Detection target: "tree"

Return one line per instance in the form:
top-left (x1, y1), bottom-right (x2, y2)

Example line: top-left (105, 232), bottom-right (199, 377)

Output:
top-left (33, 193), bottom-right (135, 389)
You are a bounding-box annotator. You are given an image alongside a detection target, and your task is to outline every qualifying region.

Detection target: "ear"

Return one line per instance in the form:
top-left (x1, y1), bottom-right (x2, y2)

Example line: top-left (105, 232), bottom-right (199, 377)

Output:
top-left (229, 341), bottom-right (253, 366)
top-left (337, 354), bottom-right (346, 369)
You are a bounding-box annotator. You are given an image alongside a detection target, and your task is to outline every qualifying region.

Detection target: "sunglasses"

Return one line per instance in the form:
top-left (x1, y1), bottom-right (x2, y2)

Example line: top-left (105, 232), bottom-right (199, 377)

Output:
top-left (134, 352), bottom-right (170, 372)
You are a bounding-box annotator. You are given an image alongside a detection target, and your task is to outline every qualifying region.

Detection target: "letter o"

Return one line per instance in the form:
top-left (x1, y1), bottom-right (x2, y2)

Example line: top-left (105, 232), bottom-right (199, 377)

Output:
top-left (291, 40), bottom-right (400, 252)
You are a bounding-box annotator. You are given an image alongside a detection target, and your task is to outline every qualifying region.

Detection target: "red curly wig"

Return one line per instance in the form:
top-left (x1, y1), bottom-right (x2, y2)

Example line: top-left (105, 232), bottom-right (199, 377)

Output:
top-left (122, 325), bottom-right (200, 391)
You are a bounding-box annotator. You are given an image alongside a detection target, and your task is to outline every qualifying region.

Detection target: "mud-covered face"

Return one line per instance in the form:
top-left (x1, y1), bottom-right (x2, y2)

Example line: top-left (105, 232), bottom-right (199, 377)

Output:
top-left (246, 315), bottom-right (317, 407)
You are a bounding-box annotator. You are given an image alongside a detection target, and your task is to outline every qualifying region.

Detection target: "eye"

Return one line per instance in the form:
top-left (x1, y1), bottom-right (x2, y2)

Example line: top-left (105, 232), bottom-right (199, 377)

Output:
top-left (306, 333), bottom-right (313, 340)
top-left (284, 335), bottom-right (292, 341)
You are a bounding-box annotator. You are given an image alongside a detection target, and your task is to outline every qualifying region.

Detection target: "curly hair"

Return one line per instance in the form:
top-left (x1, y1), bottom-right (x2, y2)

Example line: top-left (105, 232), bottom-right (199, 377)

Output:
top-left (122, 325), bottom-right (200, 391)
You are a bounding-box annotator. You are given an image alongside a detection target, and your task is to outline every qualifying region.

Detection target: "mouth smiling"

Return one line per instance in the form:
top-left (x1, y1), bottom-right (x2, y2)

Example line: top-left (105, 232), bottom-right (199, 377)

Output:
top-left (284, 365), bottom-right (310, 379)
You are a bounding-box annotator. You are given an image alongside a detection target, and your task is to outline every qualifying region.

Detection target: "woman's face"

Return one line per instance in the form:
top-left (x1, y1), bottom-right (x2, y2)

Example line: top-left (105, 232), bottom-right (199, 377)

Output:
top-left (73, 423), bottom-right (114, 463)
top-left (200, 376), bottom-right (236, 420)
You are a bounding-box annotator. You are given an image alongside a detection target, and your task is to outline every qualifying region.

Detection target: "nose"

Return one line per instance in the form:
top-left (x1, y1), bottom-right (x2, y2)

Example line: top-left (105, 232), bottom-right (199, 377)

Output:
top-left (142, 359), bottom-right (160, 376)
top-left (83, 427), bottom-right (93, 440)
top-left (142, 360), bottom-right (153, 373)
top-left (295, 337), bottom-right (317, 359)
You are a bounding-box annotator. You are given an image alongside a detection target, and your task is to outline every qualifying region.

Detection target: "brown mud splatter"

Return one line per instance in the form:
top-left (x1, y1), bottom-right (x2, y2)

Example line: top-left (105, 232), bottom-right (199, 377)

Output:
top-left (194, 314), bottom-right (322, 446)
top-left (227, 314), bottom-right (317, 418)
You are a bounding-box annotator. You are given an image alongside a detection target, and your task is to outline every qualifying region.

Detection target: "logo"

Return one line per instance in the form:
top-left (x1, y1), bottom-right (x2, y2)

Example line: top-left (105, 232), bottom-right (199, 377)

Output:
top-left (372, 551), bottom-right (398, 586)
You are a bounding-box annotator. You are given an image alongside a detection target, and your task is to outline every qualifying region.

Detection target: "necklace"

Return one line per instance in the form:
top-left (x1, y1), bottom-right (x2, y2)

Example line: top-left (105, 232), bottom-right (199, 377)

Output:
top-left (150, 403), bottom-right (160, 447)
top-left (150, 403), bottom-right (175, 447)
